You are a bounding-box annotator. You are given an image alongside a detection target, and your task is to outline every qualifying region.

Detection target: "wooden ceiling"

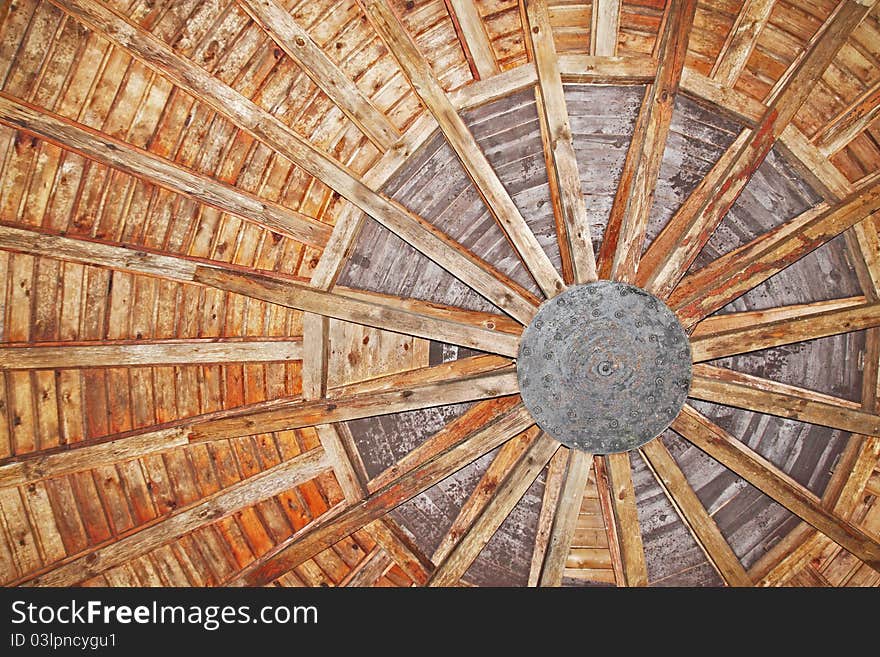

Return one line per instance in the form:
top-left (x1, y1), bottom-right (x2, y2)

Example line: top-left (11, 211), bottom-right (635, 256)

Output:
top-left (0, 0), bottom-right (878, 587)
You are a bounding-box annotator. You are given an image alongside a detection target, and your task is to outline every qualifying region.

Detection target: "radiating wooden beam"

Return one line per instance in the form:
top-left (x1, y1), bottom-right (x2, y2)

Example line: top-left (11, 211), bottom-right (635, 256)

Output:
top-left (670, 180), bottom-right (880, 327)
top-left (593, 454), bottom-right (626, 585)
top-left (194, 267), bottom-right (521, 357)
top-left (523, 0), bottom-right (598, 285)
top-left (527, 446), bottom-right (568, 586)
top-left (672, 404), bottom-right (880, 571)
top-left (689, 365), bottom-right (880, 436)
top-left (814, 79), bottom-right (880, 156)
top-left (428, 432), bottom-right (558, 586)
top-left (52, 0), bottom-right (538, 323)
top-left (690, 301), bottom-right (880, 362)
top-left (360, 0), bottom-right (563, 298)
top-left (597, 0), bottom-right (697, 282)
top-left (18, 447), bottom-right (331, 586)
top-left (0, 338), bottom-right (303, 370)
top-left (638, 0), bottom-right (877, 298)
top-left (0, 93), bottom-right (331, 248)
top-left (538, 449), bottom-right (592, 586)
top-left (363, 518), bottom-right (432, 585)
top-left (605, 451), bottom-right (648, 586)
top-left (341, 546), bottom-right (393, 587)
top-left (444, 0), bottom-right (500, 80)
top-left (591, 0), bottom-right (621, 56)
top-left (226, 402), bottom-right (536, 586)
top-left (640, 437), bottom-right (751, 586)
top-left (710, 0), bottom-right (775, 86)
top-left (236, 0), bottom-right (400, 151)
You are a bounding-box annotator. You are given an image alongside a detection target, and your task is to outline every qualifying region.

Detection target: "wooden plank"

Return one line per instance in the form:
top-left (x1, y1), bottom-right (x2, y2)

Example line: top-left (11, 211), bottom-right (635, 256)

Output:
top-left (680, 67), bottom-right (766, 125)
top-left (593, 454), bottom-right (625, 585)
top-left (558, 55), bottom-right (657, 84)
top-left (538, 449), bottom-right (592, 587)
top-left (314, 424), bottom-right (366, 505)
top-left (690, 301), bottom-right (880, 362)
top-left (605, 451), bottom-right (648, 586)
top-left (301, 313), bottom-right (329, 401)
top-left (597, 0), bottom-right (697, 282)
top-left (527, 445), bottom-right (567, 586)
top-left (637, 0), bottom-right (877, 298)
top-left (0, 339), bottom-right (303, 370)
top-left (449, 64), bottom-right (538, 110)
top-left (640, 438), bottom-right (751, 586)
top-left (673, 404), bottom-right (880, 571)
top-left (428, 432), bottom-right (558, 586)
top-left (18, 446), bottom-right (332, 586)
top-left (51, 0), bottom-right (537, 324)
top-left (670, 180), bottom-right (880, 327)
top-left (591, 0), bottom-right (622, 57)
top-left (226, 402), bottom-right (536, 586)
top-left (814, 79), bottom-right (880, 157)
top-left (360, 0), bottom-right (563, 298)
top-left (341, 546), bottom-right (393, 587)
top-left (0, 93), bottom-right (330, 248)
top-left (363, 518), bottom-right (432, 585)
top-left (690, 297), bottom-right (866, 337)
top-left (445, 0), bottom-right (500, 80)
top-left (710, 0), bottom-right (776, 86)
top-left (523, 0), bottom-right (597, 285)
top-left (193, 267), bottom-right (521, 357)
top-left (236, 0), bottom-right (399, 151)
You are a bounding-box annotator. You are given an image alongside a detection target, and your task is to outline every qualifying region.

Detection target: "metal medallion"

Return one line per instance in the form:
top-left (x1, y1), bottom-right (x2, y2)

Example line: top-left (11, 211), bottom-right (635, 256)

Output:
top-left (517, 281), bottom-right (692, 454)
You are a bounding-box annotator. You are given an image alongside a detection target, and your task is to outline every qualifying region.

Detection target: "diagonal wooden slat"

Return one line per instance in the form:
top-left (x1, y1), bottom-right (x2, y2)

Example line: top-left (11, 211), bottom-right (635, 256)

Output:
top-left (710, 0), bottom-right (776, 86)
top-left (670, 179), bottom-right (880, 327)
top-left (640, 437), bottom-right (752, 586)
top-left (445, 0), bottom-right (500, 80)
top-left (360, 0), bottom-right (563, 298)
top-left (428, 432), bottom-right (558, 585)
top-left (225, 402), bottom-right (536, 586)
top-left (0, 338), bottom-right (303, 370)
top-left (605, 451), bottom-right (648, 586)
top-left (236, 0), bottom-right (400, 151)
top-left (597, 0), bottom-right (697, 282)
top-left (673, 404), bottom-right (880, 571)
top-left (527, 446), bottom-right (568, 586)
top-left (690, 301), bottom-right (880, 362)
top-left (17, 447), bottom-right (332, 586)
top-left (0, 93), bottom-right (331, 248)
top-left (591, 0), bottom-right (622, 56)
top-left (689, 366), bottom-right (880, 436)
top-left (51, 0), bottom-right (538, 323)
top-left (814, 79), bottom-right (880, 157)
top-left (362, 518), bottom-right (433, 585)
top-left (523, 0), bottom-right (598, 285)
top-left (341, 546), bottom-right (393, 587)
top-left (637, 0), bottom-right (878, 298)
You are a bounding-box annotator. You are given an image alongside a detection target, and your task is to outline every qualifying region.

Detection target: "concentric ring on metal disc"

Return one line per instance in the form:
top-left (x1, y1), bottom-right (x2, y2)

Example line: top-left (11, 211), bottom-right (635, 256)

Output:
top-left (517, 281), bottom-right (691, 454)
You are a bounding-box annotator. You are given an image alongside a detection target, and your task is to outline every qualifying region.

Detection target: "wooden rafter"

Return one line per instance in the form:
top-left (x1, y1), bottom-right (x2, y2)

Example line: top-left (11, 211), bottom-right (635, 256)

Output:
top-left (225, 402), bottom-right (536, 586)
top-left (637, 0), bottom-right (877, 298)
top-left (523, 0), bottom-right (598, 285)
top-left (362, 518), bottom-right (433, 585)
top-left (360, 0), bottom-right (563, 298)
top-left (710, 0), bottom-right (776, 86)
top-left (51, 0), bottom-right (538, 323)
top-left (640, 438), bottom-right (752, 586)
top-left (605, 451), bottom-right (648, 586)
top-left (16, 447), bottom-right (332, 586)
top-left (341, 546), bottom-right (393, 587)
top-left (814, 79), bottom-right (880, 156)
top-left (591, 0), bottom-right (622, 57)
top-left (444, 0), bottom-right (500, 80)
top-left (673, 405), bottom-right (880, 571)
top-left (690, 301), bottom-right (880, 362)
top-left (593, 454), bottom-right (626, 585)
top-left (527, 447), bottom-right (568, 586)
top-left (236, 0), bottom-right (400, 151)
top-left (0, 93), bottom-right (331, 248)
top-left (428, 432), bottom-right (558, 586)
top-left (597, 0), bottom-right (697, 282)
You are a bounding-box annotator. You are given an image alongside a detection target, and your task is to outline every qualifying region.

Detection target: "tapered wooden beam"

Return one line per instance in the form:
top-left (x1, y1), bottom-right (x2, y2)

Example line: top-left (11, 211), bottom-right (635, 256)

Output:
top-left (52, 0), bottom-right (538, 323)
top-left (640, 437), bottom-right (752, 586)
top-left (814, 79), bottom-right (880, 156)
top-left (0, 94), bottom-right (331, 248)
top-left (673, 404), bottom-right (880, 571)
top-left (444, 0), bottom-right (500, 80)
top-left (593, 454), bottom-right (626, 585)
top-left (360, 0), bottom-right (563, 298)
top-left (605, 451), bottom-right (648, 586)
top-left (638, 0), bottom-right (877, 298)
top-left (226, 401), bottom-right (536, 586)
top-left (689, 365), bottom-right (880, 436)
top-left (18, 447), bottom-right (331, 586)
top-left (691, 301), bottom-right (880, 362)
top-left (194, 267), bottom-right (521, 357)
top-left (538, 449), bottom-right (592, 586)
top-left (591, 0), bottom-right (622, 56)
top-left (523, 0), bottom-right (598, 284)
top-left (597, 0), bottom-right (697, 282)
top-left (0, 338), bottom-right (303, 370)
top-left (527, 446), bottom-right (568, 586)
top-left (710, 0), bottom-right (775, 86)
top-left (236, 0), bottom-right (400, 151)
top-left (671, 180), bottom-right (880, 327)
top-left (341, 546), bottom-right (393, 587)
top-left (428, 432), bottom-right (558, 586)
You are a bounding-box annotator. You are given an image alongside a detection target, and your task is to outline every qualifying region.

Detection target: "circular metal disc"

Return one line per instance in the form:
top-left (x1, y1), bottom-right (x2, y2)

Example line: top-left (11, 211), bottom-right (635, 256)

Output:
top-left (517, 281), bottom-right (691, 454)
